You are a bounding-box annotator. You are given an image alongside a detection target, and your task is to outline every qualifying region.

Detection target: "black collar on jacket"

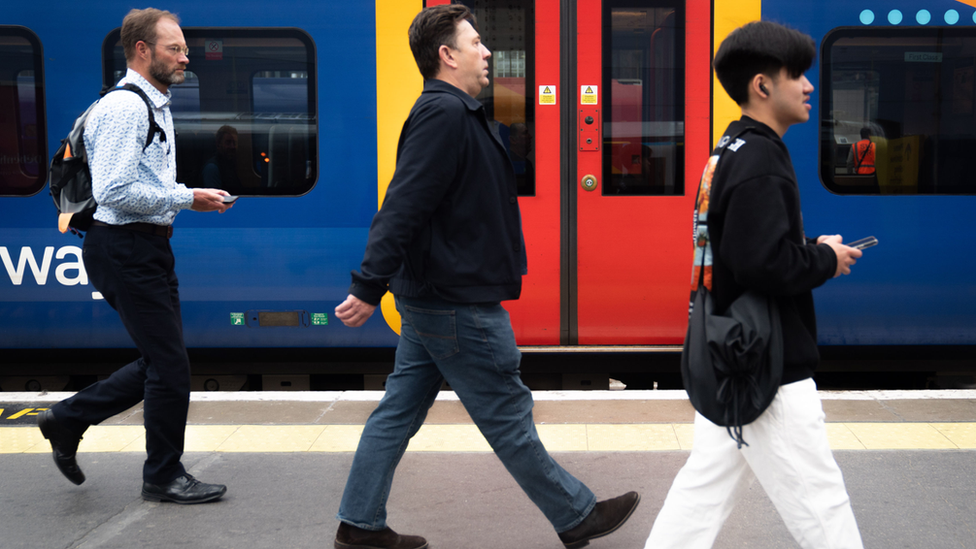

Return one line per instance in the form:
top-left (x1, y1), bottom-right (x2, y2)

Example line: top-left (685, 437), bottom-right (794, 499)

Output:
top-left (422, 79), bottom-right (484, 112)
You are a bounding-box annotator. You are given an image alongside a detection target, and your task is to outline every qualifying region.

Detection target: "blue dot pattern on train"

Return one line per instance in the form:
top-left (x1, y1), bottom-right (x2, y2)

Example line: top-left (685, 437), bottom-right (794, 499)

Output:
top-left (859, 8), bottom-right (970, 25)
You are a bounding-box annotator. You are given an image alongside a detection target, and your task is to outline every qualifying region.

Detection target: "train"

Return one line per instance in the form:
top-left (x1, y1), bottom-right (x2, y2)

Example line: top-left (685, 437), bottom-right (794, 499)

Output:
top-left (2, 0), bottom-right (975, 389)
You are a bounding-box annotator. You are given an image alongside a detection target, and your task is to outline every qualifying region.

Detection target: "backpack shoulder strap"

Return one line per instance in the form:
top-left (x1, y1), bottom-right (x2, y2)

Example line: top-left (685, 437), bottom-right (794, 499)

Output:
top-left (105, 83), bottom-right (166, 150)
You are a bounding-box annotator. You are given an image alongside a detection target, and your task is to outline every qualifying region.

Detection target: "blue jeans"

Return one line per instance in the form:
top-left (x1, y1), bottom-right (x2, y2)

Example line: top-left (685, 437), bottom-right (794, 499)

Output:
top-left (337, 295), bottom-right (596, 532)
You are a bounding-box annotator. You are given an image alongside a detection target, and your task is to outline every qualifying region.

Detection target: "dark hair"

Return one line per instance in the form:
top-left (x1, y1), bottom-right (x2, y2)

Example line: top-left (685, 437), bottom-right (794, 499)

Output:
top-left (408, 4), bottom-right (479, 80)
top-left (860, 127), bottom-right (872, 139)
top-left (121, 8), bottom-right (180, 62)
top-left (216, 125), bottom-right (238, 143)
top-left (713, 21), bottom-right (815, 105)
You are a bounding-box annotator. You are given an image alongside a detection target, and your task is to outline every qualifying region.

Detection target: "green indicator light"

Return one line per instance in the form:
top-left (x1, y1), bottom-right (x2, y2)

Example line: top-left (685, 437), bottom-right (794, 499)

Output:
top-left (312, 313), bottom-right (328, 326)
top-left (230, 312), bottom-right (245, 326)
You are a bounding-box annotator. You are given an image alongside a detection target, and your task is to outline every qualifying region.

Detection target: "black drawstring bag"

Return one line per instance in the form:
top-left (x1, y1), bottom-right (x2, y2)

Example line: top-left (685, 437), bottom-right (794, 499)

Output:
top-left (680, 129), bottom-right (783, 449)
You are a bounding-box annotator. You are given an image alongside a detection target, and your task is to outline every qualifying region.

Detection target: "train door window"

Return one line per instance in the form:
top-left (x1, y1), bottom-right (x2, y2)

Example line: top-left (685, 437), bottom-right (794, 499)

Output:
top-left (602, 0), bottom-right (685, 196)
top-left (453, 0), bottom-right (536, 196)
top-left (822, 28), bottom-right (976, 195)
top-left (0, 26), bottom-right (46, 196)
top-left (102, 29), bottom-right (317, 196)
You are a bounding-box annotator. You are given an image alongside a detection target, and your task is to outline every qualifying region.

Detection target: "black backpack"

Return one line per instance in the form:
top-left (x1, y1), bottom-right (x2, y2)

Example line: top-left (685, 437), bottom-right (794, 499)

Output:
top-left (49, 84), bottom-right (165, 235)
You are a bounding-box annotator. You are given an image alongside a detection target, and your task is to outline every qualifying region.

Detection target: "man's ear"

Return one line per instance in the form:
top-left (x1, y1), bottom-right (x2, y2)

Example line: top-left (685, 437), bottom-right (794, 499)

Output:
top-left (752, 74), bottom-right (769, 98)
top-left (438, 44), bottom-right (458, 69)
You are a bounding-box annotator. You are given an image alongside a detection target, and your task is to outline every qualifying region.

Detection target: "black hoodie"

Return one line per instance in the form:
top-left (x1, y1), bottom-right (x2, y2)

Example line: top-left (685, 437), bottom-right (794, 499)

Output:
top-left (705, 116), bottom-right (838, 384)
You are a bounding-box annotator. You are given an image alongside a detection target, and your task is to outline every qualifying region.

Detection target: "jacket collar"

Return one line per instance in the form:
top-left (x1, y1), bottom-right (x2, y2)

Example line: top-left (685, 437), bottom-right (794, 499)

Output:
top-left (737, 115), bottom-right (782, 141)
top-left (423, 79), bottom-right (484, 112)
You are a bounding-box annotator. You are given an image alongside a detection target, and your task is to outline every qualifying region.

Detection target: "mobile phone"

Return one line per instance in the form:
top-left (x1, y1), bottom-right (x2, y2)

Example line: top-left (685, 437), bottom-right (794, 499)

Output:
top-left (222, 195), bottom-right (238, 204)
top-left (847, 236), bottom-right (878, 250)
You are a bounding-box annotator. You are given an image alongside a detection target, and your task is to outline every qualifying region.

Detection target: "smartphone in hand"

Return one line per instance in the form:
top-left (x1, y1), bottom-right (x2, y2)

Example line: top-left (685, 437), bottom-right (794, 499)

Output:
top-left (222, 195), bottom-right (239, 204)
top-left (847, 236), bottom-right (878, 250)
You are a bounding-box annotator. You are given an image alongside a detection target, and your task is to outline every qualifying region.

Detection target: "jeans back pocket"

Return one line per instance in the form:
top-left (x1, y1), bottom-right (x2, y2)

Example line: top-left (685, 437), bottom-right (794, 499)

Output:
top-left (400, 304), bottom-right (460, 360)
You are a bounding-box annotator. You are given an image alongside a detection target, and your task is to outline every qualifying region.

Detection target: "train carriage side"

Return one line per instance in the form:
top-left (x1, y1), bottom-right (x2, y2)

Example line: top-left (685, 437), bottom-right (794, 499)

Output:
top-left (758, 0), bottom-right (976, 347)
top-left (0, 2), bottom-right (401, 351)
top-left (1, 0), bottom-right (975, 374)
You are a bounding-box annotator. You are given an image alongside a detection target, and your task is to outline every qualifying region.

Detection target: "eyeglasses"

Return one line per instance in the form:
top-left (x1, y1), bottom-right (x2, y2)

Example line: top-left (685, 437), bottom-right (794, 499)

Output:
top-left (146, 42), bottom-right (190, 56)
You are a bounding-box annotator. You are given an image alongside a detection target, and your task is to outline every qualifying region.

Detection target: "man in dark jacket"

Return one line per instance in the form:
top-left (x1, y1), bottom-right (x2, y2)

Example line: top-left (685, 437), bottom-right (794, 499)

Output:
top-left (643, 22), bottom-right (865, 549)
top-left (332, 5), bottom-right (639, 549)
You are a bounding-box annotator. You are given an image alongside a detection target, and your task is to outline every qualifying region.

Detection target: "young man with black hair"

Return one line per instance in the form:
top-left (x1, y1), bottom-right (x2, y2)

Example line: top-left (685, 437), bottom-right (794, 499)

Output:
top-left (642, 21), bottom-right (864, 549)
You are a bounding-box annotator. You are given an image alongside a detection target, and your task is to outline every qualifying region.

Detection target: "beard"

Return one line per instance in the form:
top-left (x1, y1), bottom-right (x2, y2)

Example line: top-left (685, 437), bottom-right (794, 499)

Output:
top-left (149, 52), bottom-right (185, 86)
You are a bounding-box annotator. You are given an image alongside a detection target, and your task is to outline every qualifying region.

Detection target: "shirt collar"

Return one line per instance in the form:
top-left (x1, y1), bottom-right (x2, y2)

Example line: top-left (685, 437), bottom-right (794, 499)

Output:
top-left (423, 79), bottom-right (484, 112)
top-left (120, 68), bottom-right (172, 109)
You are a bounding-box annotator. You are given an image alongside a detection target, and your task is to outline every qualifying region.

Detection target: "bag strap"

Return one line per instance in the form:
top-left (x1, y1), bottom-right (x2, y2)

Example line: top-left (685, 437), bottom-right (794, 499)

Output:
top-left (693, 127), bottom-right (755, 290)
top-left (102, 83), bottom-right (166, 150)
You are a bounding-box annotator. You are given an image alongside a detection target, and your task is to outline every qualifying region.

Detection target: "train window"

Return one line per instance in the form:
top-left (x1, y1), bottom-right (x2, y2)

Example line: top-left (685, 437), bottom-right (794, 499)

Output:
top-left (822, 28), bottom-right (976, 195)
top-left (602, 0), bottom-right (685, 196)
top-left (0, 27), bottom-right (47, 197)
top-left (453, 0), bottom-right (536, 196)
top-left (102, 29), bottom-right (317, 196)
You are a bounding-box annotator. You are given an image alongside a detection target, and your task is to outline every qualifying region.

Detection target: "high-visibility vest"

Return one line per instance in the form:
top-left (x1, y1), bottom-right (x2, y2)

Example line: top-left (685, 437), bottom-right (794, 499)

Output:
top-left (852, 140), bottom-right (875, 174)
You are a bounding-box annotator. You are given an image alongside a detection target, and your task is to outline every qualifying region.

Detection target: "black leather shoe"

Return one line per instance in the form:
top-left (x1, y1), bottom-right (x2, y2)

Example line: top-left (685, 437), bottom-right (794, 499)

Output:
top-left (37, 409), bottom-right (85, 485)
top-left (558, 491), bottom-right (641, 548)
top-left (142, 474), bottom-right (227, 504)
top-left (335, 522), bottom-right (428, 549)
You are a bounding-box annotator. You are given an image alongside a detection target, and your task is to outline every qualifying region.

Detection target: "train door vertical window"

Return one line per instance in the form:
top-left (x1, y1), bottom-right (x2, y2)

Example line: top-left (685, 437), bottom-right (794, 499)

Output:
top-left (602, 0), bottom-right (684, 196)
top-left (102, 29), bottom-right (317, 196)
top-left (0, 27), bottom-right (46, 196)
top-left (454, 0), bottom-right (535, 196)
top-left (821, 28), bottom-right (976, 195)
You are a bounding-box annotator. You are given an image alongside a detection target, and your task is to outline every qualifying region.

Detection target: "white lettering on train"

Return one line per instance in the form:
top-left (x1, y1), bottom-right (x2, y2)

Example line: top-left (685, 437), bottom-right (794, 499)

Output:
top-left (0, 246), bottom-right (88, 286)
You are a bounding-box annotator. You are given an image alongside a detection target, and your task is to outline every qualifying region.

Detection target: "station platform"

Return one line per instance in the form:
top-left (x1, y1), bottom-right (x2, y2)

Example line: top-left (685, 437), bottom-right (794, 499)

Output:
top-left (2, 389), bottom-right (976, 548)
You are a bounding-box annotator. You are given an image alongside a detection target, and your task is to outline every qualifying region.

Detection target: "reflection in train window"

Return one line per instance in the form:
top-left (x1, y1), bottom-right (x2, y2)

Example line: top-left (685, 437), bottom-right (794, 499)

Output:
top-left (0, 27), bottom-right (47, 197)
top-left (822, 28), bottom-right (976, 195)
top-left (457, 0), bottom-right (536, 196)
top-left (603, 0), bottom-right (685, 196)
top-left (103, 29), bottom-right (317, 196)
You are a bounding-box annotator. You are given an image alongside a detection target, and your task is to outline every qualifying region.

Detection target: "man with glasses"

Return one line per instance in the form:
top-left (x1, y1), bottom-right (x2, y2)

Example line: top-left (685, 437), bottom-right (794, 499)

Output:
top-left (38, 8), bottom-right (232, 504)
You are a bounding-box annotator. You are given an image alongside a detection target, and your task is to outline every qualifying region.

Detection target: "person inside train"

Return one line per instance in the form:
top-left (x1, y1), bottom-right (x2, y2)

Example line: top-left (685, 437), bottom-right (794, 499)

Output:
top-left (332, 5), bottom-right (640, 549)
top-left (37, 7), bottom-right (232, 504)
top-left (201, 124), bottom-right (242, 188)
top-left (846, 127), bottom-right (875, 175)
top-left (642, 21), bottom-right (865, 549)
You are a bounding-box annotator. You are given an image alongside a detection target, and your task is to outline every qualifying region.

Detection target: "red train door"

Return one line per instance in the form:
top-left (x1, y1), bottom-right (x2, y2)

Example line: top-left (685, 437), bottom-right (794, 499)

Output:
top-left (573, 0), bottom-right (710, 344)
top-left (421, 0), bottom-right (710, 346)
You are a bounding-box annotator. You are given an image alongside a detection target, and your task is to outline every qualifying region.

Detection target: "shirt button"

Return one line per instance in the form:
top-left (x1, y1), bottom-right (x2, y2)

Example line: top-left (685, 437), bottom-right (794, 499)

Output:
top-left (509, 196), bottom-right (517, 204)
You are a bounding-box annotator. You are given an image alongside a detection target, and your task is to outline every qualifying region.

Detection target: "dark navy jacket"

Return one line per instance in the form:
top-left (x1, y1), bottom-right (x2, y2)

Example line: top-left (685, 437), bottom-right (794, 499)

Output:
top-left (349, 79), bottom-right (526, 305)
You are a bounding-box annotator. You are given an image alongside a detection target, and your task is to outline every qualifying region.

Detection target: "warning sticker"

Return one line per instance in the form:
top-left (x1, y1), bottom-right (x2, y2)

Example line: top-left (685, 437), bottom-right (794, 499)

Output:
top-left (312, 313), bottom-right (328, 326)
top-left (581, 85), bottom-right (598, 105)
top-left (230, 312), bottom-right (245, 326)
top-left (206, 39), bottom-right (223, 60)
top-left (539, 85), bottom-right (556, 105)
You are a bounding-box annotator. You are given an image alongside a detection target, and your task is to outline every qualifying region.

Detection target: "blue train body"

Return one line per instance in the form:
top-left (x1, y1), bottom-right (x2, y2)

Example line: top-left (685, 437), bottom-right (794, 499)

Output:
top-left (1, 0), bottom-right (974, 355)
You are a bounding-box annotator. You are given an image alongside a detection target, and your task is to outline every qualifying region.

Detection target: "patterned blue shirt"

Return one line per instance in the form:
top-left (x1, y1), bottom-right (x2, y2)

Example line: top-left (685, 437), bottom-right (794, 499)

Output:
top-left (84, 69), bottom-right (194, 226)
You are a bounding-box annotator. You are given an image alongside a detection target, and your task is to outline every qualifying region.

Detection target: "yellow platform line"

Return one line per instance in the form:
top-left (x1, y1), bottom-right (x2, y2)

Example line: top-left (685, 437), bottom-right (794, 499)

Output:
top-left (3, 423), bottom-right (975, 454)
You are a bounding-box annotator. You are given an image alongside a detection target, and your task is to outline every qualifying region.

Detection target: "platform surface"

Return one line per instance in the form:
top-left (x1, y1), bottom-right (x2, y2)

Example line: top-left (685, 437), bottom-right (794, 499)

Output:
top-left (2, 389), bottom-right (975, 548)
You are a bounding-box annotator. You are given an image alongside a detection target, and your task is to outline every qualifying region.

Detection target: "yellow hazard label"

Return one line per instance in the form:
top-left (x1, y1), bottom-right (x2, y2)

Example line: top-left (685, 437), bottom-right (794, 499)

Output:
top-left (539, 85), bottom-right (556, 105)
top-left (581, 85), bottom-right (598, 105)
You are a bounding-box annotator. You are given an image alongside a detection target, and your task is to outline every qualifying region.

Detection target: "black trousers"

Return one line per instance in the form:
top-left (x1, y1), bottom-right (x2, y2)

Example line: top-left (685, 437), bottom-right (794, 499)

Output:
top-left (53, 225), bottom-right (190, 484)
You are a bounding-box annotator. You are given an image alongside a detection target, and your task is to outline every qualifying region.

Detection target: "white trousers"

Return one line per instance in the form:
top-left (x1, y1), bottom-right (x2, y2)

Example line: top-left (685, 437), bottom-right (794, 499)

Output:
top-left (644, 378), bottom-right (863, 549)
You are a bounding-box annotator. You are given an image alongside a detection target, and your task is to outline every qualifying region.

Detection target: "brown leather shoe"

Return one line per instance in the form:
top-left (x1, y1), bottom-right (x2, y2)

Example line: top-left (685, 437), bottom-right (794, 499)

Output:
top-left (334, 522), bottom-right (428, 549)
top-left (558, 491), bottom-right (641, 548)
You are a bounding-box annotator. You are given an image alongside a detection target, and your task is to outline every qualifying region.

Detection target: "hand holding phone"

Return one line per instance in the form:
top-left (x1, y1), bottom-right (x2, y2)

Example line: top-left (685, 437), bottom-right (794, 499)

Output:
top-left (847, 236), bottom-right (878, 250)
top-left (222, 195), bottom-right (238, 204)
